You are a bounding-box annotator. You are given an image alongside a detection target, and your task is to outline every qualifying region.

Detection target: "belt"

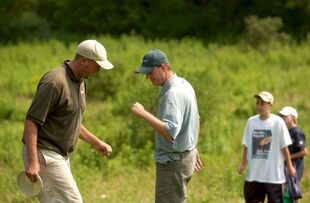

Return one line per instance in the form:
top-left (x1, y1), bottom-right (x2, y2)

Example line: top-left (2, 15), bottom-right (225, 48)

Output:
top-left (157, 149), bottom-right (194, 165)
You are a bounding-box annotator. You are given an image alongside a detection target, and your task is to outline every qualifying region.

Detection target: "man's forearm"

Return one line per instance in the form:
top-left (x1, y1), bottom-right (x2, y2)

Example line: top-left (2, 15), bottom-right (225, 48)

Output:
top-left (139, 110), bottom-right (173, 141)
top-left (290, 148), bottom-right (308, 159)
top-left (79, 125), bottom-right (100, 145)
top-left (24, 119), bottom-right (39, 163)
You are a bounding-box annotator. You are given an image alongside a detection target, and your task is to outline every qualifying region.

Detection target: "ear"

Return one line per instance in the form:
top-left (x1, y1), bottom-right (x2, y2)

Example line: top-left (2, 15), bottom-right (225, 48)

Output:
top-left (161, 64), bottom-right (168, 71)
top-left (78, 57), bottom-right (89, 67)
top-left (80, 57), bottom-right (88, 63)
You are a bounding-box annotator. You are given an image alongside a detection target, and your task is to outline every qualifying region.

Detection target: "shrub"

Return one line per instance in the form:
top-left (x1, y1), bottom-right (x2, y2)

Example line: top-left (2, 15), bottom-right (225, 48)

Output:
top-left (243, 15), bottom-right (290, 48)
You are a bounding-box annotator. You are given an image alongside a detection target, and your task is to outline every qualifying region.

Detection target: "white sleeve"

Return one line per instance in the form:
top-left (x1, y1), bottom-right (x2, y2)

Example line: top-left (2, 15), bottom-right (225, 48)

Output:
top-left (242, 119), bottom-right (251, 147)
top-left (279, 119), bottom-right (292, 148)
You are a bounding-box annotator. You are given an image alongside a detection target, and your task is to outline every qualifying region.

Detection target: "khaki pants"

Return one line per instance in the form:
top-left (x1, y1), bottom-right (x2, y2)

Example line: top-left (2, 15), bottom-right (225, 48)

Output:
top-left (23, 146), bottom-right (83, 203)
top-left (155, 150), bottom-right (196, 203)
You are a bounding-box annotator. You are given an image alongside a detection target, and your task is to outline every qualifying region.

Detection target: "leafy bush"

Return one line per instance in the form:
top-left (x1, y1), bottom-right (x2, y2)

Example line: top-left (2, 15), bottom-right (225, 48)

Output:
top-left (1, 36), bottom-right (310, 202)
top-left (244, 15), bottom-right (291, 48)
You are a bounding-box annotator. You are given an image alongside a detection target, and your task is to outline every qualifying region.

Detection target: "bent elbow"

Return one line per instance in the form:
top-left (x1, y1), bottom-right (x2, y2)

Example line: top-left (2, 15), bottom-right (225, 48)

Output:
top-left (304, 148), bottom-right (308, 156)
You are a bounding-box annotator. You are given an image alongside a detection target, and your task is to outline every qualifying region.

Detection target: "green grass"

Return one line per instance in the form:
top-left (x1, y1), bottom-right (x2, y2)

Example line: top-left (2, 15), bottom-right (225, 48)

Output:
top-left (1, 35), bottom-right (310, 202)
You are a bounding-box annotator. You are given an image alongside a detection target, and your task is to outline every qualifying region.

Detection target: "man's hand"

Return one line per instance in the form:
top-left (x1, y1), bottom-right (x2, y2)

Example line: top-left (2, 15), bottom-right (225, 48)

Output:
top-left (25, 160), bottom-right (40, 182)
top-left (131, 102), bottom-right (145, 117)
top-left (79, 125), bottom-right (112, 157)
top-left (194, 149), bottom-right (203, 172)
top-left (94, 141), bottom-right (112, 157)
top-left (237, 164), bottom-right (246, 175)
top-left (287, 165), bottom-right (296, 177)
top-left (131, 102), bottom-right (174, 141)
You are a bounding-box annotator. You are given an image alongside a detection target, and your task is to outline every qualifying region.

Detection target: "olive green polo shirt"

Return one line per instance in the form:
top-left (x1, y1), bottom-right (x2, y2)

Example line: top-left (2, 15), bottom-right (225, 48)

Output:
top-left (24, 61), bottom-right (86, 157)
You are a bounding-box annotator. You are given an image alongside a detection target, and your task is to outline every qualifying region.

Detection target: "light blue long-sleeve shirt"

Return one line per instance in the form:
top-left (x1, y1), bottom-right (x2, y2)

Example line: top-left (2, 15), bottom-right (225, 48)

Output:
top-left (154, 74), bottom-right (200, 163)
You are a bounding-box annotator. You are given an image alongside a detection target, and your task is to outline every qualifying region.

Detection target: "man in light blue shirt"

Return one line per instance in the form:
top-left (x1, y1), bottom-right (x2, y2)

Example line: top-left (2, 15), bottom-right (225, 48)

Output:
top-left (132, 48), bottom-right (202, 203)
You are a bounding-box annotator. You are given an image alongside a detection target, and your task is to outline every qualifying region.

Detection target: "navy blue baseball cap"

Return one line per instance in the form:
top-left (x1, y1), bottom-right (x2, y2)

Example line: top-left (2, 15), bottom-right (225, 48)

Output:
top-left (135, 49), bottom-right (169, 74)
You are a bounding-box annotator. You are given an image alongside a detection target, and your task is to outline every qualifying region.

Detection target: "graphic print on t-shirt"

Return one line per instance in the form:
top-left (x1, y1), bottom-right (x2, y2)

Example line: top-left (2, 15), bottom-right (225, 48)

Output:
top-left (252, 129), bottom-right (272, 159)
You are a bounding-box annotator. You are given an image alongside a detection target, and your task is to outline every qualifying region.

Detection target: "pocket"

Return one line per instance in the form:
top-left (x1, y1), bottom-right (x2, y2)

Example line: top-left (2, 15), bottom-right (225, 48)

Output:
top-left (37, 148), bottom-right (48, 166)
top-left (177, 151), bottom-right (195, 176)
top-left (39, 149), bottom-right (65, 166)
top-left (22, 145), bottom-right (48, 167)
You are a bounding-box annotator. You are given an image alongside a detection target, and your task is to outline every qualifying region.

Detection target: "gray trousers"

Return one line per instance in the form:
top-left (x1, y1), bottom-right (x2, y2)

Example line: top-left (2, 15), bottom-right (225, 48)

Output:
top-left (155, 150), bottom-right (196, 203)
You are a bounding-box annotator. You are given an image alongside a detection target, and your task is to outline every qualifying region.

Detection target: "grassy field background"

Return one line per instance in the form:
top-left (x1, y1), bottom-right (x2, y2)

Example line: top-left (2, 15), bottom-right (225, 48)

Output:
top-left (0, 35), bottom-right (309, 202)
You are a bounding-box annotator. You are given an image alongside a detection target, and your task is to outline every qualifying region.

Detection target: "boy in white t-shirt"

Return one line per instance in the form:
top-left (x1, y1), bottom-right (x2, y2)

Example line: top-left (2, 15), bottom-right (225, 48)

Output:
top-left (238, 91), bottom-right (296, 203)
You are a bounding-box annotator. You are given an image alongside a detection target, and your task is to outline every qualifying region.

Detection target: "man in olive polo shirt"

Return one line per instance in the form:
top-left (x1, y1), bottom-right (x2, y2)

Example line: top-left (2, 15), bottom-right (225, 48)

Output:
top-left (131, 48), bottom-right (203, 203)
top-left (22, 39), bottom-right (113, 202)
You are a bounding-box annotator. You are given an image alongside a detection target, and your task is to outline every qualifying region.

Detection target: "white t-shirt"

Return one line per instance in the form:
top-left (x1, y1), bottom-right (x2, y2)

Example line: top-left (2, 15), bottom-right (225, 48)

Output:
top-left (242, 114), bottom-right (292, 183)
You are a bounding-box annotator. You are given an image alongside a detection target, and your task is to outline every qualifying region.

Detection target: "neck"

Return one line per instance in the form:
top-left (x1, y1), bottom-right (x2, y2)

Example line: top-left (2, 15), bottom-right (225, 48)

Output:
top-left (68, 60), bottom-right (82, 81)
top-left (288, 123), bottom-right (297, 129)
top-left (165, 70), bottom-right (174, 80)
top-left (259, 112), bottom-right (270, 120)
top-left (161, 71), bottom-right (174, 86)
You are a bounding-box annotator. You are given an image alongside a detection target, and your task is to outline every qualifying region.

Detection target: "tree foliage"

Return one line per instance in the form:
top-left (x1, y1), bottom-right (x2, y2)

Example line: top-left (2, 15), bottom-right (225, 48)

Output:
top-left (0, 0), bottom-right (310, 43)
top-left (244, 15), bottom-right (290, 48)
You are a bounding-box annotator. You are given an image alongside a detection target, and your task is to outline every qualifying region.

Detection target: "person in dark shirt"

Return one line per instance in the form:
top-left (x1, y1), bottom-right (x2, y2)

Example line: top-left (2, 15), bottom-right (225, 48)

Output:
top-left (279, 106), bottom-right (308, 203)
top-left (22, 39), bottom-right (114, 202)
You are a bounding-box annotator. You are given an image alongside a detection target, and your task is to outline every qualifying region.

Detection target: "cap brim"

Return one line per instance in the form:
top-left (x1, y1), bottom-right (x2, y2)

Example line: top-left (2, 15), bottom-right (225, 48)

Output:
top-left (278, 110), bottom-right (290, 116)
top-left (135, 66), bottom-right (154, 74)
top-left (254, 94), bottom-right (261, 99)
top-left (96, 60), bottom-right (114, 70)
top-left (254, 94), bottom-right (270, 103)
top-left (17, 171), bottom-right (43, 197)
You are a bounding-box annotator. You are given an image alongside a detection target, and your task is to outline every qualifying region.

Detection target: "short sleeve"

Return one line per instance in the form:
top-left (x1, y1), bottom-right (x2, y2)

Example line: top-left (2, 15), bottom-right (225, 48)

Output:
top-left (161, 93), bottom-right (183, 139)
top-left (242, 119), bottom-right (251, 147)
top-left (279, 119), bottom-right (292, 148)
top-left (295, 129), bottom-right (306, 149)
top-left (26, 82), bottom-right (59, 125)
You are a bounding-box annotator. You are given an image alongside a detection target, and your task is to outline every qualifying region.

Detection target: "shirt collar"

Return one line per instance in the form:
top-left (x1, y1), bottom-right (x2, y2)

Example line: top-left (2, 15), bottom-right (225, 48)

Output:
top-left (159, 73), bottom-right (177, 96)
top-left (62, 60), bottom-right (81, 83)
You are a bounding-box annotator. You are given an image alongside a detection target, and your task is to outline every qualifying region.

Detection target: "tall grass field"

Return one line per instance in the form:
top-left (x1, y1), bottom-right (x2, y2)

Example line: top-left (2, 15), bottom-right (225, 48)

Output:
top-left (0, 35), bottom-right (309, 202)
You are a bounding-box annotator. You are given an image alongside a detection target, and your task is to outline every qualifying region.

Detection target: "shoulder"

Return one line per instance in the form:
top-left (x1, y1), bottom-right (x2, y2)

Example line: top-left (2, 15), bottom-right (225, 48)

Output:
top-left (291, 127), bottom-right (306, 137)
top-left (270, 113), bottom-right (282, 120)
top-left (269, 114), bottom-right (286, 124)
top-left (38, 66), bottom-right (66, 92)
top-left (46, 65), bottom-right (65, 77)
top-left (41, 66), bottom-right (66, 84)
top-left (269, 114), bottom-right (288, 129)
top-left (295, 127), bottom-right (304, 134)
top-left (176, 76), bottom-right (193, 88)
top-left (245, 115), bottom-right (259, 127)
top-left (172, 76), bottom-right (195, 94)
top-left (248, 115), bottom-right (259, 122)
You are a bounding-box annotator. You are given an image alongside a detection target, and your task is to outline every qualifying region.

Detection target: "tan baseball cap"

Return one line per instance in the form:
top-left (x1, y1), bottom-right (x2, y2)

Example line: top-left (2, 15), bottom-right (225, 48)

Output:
top-left (254, 91), bottom-right (274, 104)
top-left (77, 39), bottom-right (114, 70)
